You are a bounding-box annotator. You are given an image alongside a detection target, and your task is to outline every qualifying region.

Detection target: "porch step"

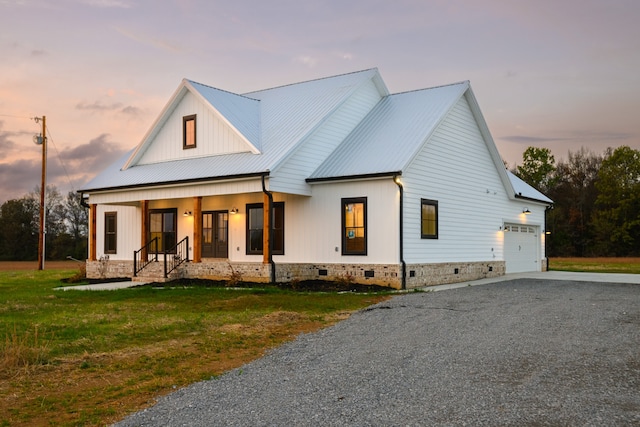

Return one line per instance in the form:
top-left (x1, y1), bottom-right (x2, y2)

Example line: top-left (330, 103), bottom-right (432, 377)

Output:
top-left (133, 261), bottom-right (183, 283)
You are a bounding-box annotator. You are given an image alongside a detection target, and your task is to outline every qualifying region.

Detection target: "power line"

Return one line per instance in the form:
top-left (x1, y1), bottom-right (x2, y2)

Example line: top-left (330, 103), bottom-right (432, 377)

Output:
top-left (0, 114), bottom-right (33, 119)
top-left (45, 125), bottom-right (76, 193)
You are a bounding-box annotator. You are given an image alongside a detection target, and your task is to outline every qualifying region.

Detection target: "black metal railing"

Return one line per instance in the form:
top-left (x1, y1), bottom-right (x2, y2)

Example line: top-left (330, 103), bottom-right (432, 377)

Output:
top-left (133, 237), bottom-right (158, 277)
top-left (164, 236), bottom-right (189, 278)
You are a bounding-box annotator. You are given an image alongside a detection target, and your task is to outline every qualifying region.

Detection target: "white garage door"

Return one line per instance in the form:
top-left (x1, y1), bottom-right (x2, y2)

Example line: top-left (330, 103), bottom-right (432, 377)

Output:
top-left (504, 224), bottom-right (539, 273)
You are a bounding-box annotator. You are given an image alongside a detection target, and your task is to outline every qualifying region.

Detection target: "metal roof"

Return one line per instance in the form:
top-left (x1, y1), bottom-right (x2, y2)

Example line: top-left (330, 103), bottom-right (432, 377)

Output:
top-left (507, 170), bottom-right (554, 204)
top-left (79, 68), bottom-right (552, 206)
top-left (80, 69), bottom-right (380, 192)
top-left (187, 80), bottom-right (262, 151)
top-left (308, 82), bottom-right (469, 180)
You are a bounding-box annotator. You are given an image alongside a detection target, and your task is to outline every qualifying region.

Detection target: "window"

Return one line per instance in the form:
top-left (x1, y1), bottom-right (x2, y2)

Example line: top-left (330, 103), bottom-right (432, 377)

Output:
top-left (183, 114), bottom-right (196, 149)
top-left (342, 197), bottom-right (367, 255)
top-left (421, 199), bottom-right (438, 239)
top-left (149, 209), bottom-right (177, 253)
top-left (104, 212), bottom-right (117, 254)
top-left (246, 202), bottom-right (284, 255)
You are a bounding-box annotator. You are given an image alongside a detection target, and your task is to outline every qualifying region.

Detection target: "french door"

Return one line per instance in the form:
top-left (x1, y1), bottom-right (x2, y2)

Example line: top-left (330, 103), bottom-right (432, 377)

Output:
top-left (202, 211), bottom-right (228, 258)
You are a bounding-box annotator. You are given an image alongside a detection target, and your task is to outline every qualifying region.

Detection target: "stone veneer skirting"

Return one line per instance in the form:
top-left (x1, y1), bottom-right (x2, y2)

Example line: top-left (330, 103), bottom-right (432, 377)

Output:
top-left (86, 258), bottom-right (533, 290)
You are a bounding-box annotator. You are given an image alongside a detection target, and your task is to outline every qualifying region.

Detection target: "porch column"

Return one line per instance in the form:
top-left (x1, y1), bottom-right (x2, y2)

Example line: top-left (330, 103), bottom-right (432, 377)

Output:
top-left (89, 204), bottom-right (97, 261)
top-left (140, 200), bottom-right (149, 259)
top-left (263, 192), bottom-right (270, 264)
top-left (193, 196), bottom-right (202, 263)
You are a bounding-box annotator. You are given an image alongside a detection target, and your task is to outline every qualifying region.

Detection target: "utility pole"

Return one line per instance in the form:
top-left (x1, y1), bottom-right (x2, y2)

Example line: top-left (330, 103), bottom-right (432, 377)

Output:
top-left (35, 116), bottom-right (47, 270)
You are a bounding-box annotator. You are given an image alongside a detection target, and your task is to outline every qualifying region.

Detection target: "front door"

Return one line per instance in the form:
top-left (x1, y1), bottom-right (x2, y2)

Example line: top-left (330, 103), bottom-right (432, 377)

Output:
top-left (202, 211), bottom-right (228, 258)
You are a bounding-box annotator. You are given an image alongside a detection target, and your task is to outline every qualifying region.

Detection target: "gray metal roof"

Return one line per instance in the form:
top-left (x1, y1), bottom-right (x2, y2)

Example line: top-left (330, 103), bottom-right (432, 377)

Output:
top-left (507, 170), bottom-right (554, 204)
top-left (79, 68), bottom-right (552, 206)
top-left (187, 80), bottom-right (262, 151)
top-left (80, 69), bottom-right (380, 192)
top-left (308, 82), bottom-right (469, 180)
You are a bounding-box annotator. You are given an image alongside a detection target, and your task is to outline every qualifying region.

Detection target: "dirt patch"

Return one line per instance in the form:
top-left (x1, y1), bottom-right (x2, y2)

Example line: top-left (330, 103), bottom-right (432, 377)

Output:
top-left (143, 278), bottom-right (393, 293)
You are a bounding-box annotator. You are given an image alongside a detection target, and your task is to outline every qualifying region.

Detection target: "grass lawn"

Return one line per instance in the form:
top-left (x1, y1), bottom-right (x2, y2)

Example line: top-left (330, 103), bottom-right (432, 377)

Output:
top-left (0, 268), bottom-right (390, 427)
top-left (549, 257), bottom-right (640, 274)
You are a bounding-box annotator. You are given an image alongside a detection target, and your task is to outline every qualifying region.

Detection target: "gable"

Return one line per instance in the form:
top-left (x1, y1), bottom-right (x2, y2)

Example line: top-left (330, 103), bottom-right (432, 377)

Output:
top-left (124, 80), bottom-right (260, 169)
top-left (134, 90), bottom-right (256, 166)
top-left (80, 70), bottom-right (382, 193)
top-left (308, 82), bottom-right (468, 181)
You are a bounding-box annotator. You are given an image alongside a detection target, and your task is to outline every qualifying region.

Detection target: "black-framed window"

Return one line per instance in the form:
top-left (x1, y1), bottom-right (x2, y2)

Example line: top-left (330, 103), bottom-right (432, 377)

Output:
top-left (421, 199), bottom-right (438, 239)
top-left (247, 202), bottom-right (284, 255)
top-left (183, 114), bottom-right (196, 149)
top-left (104, 212), bottom-right (117, 254)
top-left (149, 208), bottom-right (177, 253)
top-left (246, 202), bottom-right (284, 255)
top-left (342, 197), bottom-right (367, 255)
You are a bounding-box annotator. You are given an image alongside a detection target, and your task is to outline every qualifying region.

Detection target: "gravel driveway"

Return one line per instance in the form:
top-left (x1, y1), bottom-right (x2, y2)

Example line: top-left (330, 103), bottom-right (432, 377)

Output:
top-left (115, 279), bottom-right (640, 426)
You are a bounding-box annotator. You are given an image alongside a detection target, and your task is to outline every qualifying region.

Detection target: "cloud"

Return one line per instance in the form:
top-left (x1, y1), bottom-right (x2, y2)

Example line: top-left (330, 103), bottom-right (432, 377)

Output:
top-left (502, 131), bottom-right (634, 144)
top-left (0, 121), bottom-right (32, 160)
top-left (120, 105), bottom-right (142, 116)
top-left (0, 159), bottom-right (42, 202)
top-left (31, 49), bottom-right (46, 56)
top-left (293, 55), bottom-right (319, 68)
top-left (114, 26), bottom-right (183, 53)
top-left (78, 0), bottom-right (131, 8)
top-left (75, 101), bottom-right (141, 116)
top-left (60, 133), bottom-right (127, 171)
top-left (76, 101), bottom-right (124, 112)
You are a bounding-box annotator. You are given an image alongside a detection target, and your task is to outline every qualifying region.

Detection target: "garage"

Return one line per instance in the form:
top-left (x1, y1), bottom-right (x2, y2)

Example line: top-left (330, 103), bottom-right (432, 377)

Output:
top-left (504, 224), bottom-right (540, 273)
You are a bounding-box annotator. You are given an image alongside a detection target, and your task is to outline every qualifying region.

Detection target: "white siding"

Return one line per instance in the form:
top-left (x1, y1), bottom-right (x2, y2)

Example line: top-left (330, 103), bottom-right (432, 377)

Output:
top-left (269, 78), bottom-right (383, 195)
top-left (95, 205), bottom-right (140, 261)
top-left (137, 91), bottom-right (252, 165)
top-left (271, 179), bottom-right (398, 264)
top-left (403, 95), bottom-right (546, 268)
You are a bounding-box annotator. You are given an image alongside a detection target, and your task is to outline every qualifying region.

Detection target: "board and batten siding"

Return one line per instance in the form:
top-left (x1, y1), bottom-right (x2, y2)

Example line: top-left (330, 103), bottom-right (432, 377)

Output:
top-left (270, 78), bottom-right (384, 196)
top-left (95, 205), bottom-right (140, 261)
top-left (274, 179), bottom-right (398, 264)
top-left (402, 94), bottom-right (545, 266)
top-left (136, 91), bottom-right (252, 166)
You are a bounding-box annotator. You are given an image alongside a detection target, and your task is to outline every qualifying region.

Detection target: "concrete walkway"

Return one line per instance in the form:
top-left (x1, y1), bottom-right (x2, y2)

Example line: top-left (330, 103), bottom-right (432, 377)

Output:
top-left (56, 280), bottom-right (146, 291)
top-left (56, 270), bottom-right (639, 291)
top-left (425, 270), bottom-right (640, 292)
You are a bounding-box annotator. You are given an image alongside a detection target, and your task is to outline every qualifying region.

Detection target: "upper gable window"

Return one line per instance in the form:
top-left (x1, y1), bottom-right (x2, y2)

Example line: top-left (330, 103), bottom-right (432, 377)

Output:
top-left (183, 115), bottom-right (196, 149)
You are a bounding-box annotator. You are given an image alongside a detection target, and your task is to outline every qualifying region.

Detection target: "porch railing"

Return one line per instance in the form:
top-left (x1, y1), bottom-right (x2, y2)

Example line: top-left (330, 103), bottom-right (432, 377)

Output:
top-left (133, 237), bottom-right (158, 277)
top-left (164, 236), bottom-right (189, 278)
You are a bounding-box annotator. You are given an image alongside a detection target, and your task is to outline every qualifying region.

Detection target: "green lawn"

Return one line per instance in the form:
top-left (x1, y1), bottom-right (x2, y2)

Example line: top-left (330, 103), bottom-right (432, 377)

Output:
top-left (0, 269), bottom-right (390, 427)
top-left (549, 257), bottom-right (640, 274)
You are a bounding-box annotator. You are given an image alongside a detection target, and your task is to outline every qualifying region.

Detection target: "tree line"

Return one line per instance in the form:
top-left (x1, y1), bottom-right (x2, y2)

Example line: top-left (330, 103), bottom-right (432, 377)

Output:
top-left (514, 145), bottom-right (640, 257)
top-left (0, 186), bottom-right (87, 261)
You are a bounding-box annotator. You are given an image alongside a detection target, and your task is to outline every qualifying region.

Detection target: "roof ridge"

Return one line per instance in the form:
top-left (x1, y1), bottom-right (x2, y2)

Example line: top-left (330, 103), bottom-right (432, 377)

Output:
top-left (186, 79), bottom-right (261, 102)
top-left (389, 80), bottom-right (469, 97)
top-left (242, 68), bottom-right (379, 95)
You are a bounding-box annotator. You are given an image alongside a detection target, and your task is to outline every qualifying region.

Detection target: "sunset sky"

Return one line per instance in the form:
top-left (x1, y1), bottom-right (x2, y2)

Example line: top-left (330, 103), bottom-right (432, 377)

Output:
top-left (1, 0), bottom-right (639, 203)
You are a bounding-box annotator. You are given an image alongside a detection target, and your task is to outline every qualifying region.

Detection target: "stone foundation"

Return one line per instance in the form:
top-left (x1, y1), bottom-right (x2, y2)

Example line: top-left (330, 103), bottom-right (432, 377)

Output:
top-left (87, 258), bottom-right (511, 289)
top-left (274, 263), bottom-right (401, 288)
top-left (405, 261), bottom-right (505, 288)
top-left (86, 259), bottom-right (133, 280)
top-left (541, 258), bottom-right (548, 271)
top-left (183, 261), bottom-right (272, 283)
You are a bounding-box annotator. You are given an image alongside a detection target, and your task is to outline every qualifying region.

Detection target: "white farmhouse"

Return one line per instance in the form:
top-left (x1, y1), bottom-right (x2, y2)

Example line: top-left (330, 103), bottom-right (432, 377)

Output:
top-left (80, 68), bottom-right (552, 289)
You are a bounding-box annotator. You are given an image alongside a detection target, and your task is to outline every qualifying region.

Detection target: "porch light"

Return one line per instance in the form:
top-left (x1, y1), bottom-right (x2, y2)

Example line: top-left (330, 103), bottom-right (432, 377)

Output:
top-left (183, 210), bottom-right (192, 217)
top-left (522, 208), bottom-right (531, 215)
top-left (230, 208), bottom-right (239, 214)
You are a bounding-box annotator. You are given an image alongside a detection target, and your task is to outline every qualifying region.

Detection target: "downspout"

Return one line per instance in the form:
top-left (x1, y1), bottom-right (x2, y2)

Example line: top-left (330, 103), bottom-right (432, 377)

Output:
top-left (79, 192), bottom-right (89, 209)
top-left (261, 173), bottom-right (276, 283)
top-left (394, 174), bottom-right (406, 290)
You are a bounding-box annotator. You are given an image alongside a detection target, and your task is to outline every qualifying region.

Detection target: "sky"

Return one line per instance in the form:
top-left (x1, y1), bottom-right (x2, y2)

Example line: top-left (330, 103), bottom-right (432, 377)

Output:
top-left (1, 0), bottom-right (639, 203)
